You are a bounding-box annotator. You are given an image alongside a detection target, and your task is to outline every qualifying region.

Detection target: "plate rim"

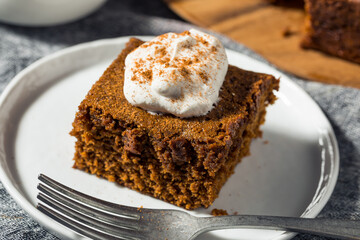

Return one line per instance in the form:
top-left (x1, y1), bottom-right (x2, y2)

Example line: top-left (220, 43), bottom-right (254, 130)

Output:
top-left (0, 36), bottom-right (340, 240)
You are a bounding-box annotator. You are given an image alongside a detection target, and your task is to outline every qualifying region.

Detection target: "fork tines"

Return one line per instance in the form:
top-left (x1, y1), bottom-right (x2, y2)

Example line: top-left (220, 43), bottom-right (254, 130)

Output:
top-left (36, 174), bottom-right (144, 240)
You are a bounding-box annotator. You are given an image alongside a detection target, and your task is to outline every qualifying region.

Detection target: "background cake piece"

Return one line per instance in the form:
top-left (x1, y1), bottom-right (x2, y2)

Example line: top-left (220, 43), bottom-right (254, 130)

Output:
top-left (70, 38), bottom-right (279, 209)
top-left (301, 0), bottom-right (360, 64)
top-left (268, 0), bottom-right (360, 64)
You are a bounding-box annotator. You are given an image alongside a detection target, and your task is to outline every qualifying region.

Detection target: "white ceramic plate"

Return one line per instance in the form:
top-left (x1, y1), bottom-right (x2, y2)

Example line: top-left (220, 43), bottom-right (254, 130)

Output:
top-left (0, 37), bottom-right (339, 240)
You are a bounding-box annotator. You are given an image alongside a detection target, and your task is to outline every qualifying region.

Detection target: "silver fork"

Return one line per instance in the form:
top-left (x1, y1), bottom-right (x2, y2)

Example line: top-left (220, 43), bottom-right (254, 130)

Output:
top-left (37, 174), bottom-right (360, 240)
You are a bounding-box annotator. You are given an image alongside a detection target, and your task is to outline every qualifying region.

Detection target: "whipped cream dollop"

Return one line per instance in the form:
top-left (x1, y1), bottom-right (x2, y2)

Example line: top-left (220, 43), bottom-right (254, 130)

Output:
top-left (123, 29), bottom-right (228, 118)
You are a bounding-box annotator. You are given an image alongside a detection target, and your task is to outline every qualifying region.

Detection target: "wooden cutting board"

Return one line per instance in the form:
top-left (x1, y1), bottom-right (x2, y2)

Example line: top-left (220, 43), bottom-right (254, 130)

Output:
top-left (165, 0), bottom-right (360, 89)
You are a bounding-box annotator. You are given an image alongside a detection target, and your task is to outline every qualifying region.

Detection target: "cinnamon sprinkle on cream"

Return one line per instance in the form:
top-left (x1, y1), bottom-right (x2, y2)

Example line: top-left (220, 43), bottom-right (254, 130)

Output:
top-left (123, 29), bottom-right (228, 118)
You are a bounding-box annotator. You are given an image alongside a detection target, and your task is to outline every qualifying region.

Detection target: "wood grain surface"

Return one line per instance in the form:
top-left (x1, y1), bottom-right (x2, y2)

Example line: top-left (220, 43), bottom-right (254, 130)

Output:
top-left (165, 0), bottom-right (360, 88)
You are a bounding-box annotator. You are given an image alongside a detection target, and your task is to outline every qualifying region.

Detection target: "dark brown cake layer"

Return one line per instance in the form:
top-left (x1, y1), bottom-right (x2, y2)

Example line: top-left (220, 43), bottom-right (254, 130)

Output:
top-left (71, 38), bottom-right (279, 209)
top-left (301, 0), bottom-right (360, 64)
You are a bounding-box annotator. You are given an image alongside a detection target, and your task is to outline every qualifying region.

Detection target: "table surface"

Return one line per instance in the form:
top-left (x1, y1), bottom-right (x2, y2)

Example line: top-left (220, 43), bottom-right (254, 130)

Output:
top-left (165, 0), bottom-right (360, 89)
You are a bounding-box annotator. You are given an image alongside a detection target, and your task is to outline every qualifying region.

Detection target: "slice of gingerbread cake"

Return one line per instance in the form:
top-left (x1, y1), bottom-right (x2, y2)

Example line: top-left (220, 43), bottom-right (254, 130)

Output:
top-left (70, 30), bottom-right (279, 209)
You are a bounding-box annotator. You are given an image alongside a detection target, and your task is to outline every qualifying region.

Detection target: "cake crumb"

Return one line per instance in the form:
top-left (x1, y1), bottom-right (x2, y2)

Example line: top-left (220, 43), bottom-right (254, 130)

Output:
top-left (211, 209), bottom-right (228, 216)
top-left (137, 205), bottom-right (143, 212)
top-left (281, 27), bottom-right (297, 38)
top-left (263, 140), bottom-right (269, 144)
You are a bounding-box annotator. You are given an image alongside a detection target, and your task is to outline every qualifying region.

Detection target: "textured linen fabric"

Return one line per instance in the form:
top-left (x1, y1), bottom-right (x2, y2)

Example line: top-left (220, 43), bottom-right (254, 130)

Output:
top-left (0, 1), bottom-right (359, 239)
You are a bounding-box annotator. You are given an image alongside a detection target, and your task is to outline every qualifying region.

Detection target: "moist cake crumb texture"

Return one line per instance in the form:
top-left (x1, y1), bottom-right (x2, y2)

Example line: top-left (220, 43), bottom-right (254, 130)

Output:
top-left (70, 38), bottom-right (279, 209)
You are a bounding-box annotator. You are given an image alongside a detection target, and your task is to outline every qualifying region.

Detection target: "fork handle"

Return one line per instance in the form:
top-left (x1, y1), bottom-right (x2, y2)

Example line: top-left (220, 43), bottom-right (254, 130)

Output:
top-left (196, 215), bottom-right (360, 239)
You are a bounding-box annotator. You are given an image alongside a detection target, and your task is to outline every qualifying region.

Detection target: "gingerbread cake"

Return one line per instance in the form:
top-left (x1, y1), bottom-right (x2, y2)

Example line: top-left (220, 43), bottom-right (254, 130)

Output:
top-left (70, 37), bottom-right (279, 209)
top-left (301, 0), bottom-right (360, 64)
top-left (268, 0), bottom-right (360, 64)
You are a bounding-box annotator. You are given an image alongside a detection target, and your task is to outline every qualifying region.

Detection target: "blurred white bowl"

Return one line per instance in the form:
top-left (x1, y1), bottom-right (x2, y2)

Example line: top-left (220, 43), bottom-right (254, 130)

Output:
top-left (0, 0), bottom-right (106, 26)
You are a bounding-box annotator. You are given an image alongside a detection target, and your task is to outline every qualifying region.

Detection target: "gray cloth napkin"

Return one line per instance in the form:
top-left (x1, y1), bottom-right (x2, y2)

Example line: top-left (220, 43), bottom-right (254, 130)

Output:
top-left (0, 1), bottom-right (359, 239)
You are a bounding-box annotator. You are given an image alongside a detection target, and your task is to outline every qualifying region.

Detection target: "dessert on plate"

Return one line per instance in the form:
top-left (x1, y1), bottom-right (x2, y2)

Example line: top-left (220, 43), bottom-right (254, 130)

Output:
top-left (70, 29), bottom-right (279, 209)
